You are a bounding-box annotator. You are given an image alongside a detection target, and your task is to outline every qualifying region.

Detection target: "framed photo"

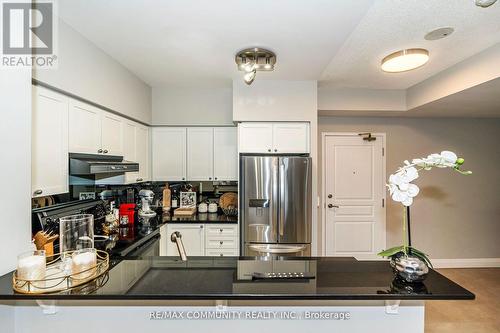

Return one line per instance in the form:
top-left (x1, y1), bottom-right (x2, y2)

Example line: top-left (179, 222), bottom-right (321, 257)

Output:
top-left (180, 191), bottom-right (196, 208)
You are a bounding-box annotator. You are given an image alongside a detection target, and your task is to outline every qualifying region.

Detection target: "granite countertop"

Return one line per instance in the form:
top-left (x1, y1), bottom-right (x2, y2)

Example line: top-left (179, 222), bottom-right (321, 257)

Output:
top-left (161, 211), bottom-right (238, 224)
top-left (95, 216), bottom-right (165, 257)
top-left (0, 257), bottom-right (474, 301)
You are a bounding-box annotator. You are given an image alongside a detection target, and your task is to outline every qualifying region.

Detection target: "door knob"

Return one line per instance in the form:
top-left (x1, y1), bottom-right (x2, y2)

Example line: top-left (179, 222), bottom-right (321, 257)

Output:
top-left (328, 204), bottom-right (339, 208)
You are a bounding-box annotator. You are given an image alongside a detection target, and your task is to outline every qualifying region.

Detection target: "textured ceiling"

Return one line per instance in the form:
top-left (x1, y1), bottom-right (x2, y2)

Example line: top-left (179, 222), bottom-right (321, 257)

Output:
top-left (58, 0), bottom-right (374, 86)
top-left (320, 0), bottom-right (500, 90)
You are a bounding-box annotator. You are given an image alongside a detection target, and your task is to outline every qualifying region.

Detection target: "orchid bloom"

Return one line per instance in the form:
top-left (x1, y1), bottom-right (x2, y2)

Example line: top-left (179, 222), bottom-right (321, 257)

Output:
top-left (388, 151), bottom-right (471, 207)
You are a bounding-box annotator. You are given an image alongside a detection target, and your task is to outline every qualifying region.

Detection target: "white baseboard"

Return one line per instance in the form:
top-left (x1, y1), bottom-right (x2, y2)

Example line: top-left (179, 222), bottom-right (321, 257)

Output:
top-left (432, 258), bottom-right (500, 268)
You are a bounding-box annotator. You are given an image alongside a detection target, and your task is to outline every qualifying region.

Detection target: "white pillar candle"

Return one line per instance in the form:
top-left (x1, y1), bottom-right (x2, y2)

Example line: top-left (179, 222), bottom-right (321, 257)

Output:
top-left (17, 255), bottom-right (46, 281)
top-left (71, 250), bottom-right (97, 280)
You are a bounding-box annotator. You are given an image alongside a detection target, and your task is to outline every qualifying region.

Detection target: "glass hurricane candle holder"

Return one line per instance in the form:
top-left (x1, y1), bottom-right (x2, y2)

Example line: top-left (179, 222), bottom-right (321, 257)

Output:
top-left (59, 214), bottom-right (94, 274)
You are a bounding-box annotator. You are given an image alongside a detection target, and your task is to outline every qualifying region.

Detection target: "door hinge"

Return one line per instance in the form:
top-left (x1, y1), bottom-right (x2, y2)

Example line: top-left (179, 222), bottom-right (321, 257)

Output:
top-left (382, 198), bottom-right (385, 207)
top-left (382, 147), bottom-right (385, 156)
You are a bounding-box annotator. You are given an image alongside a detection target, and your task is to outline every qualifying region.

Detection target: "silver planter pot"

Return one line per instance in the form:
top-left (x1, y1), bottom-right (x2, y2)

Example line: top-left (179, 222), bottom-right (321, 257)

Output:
top-left (390, 253), bottom-right (429, 283)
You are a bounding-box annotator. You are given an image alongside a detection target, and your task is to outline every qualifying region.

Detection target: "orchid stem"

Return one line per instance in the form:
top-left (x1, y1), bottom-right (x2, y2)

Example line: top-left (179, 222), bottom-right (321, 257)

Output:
top-left (402, 206), bottom-right (408, 255)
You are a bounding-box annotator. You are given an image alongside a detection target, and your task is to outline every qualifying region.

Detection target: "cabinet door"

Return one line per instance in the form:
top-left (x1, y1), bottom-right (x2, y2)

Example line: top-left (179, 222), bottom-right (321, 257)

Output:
top-left (136, 125), bottom-right (150, 182)
top-left (123, 121), bottom-right (137, 162)
top-left (166, 224), bottom-right (205, 256)
top-left (187, 127), bottom-right (214, 181)
top-left (238, 122), bottom-right (273, 153)
top-left (152, 127), bottom-right (186, 181)
top-left (68, 100), bottom-right (101, 154)
top-left (101, 113), bottom-right (124, 155)
top-left (213, 127), bottom-right (237, 181)
top-left (32, 86), bottom-right (69, 197)
top-left (272, 122), bottom-right (309, 154)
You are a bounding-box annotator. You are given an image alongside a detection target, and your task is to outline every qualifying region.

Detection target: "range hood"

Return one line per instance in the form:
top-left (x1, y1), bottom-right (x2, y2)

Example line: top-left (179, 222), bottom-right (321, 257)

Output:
top-left (69, 153), bottom-right (139, 175)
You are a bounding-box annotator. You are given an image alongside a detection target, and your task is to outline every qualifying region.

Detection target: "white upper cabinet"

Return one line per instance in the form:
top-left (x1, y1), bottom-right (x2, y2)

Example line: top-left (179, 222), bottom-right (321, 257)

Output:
top-left (238, 122), bottom-right (273, 153)
top-left (123, 122), bottom-right (150, 184)
top-left (152, 127), bottom-right (187, 181)
top-left (123, 121), bottom-right (137, 162)
top-left (272, 122), bottom-right (309, 154)
top-left (32, 86), bottom-right (69, 197)
top-left (238, 122), bottom-right (309, 154)
top-left (69, 100), bottom-right (124, 155)
top-left (101, 113), bottom-right (124, 155)
top-left (69, 100), bottom-right (101, 154)
top-left (136, 125), bottom-right (150, 182)
top-left (187, 127), bottom-right (214, 181)
top-left (213, 127), bottom-right (237, 180)
top-left (152, 126), bottom-right (237, 182)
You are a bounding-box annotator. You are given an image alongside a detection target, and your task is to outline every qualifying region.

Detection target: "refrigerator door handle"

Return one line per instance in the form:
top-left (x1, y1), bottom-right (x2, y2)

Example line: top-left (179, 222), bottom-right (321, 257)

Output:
top-left (248, 244), bottom-right (307, 254)
top-left (271, 158), bottom-right (279, 240)
top-left (279, 162), bottom-right (285, 237)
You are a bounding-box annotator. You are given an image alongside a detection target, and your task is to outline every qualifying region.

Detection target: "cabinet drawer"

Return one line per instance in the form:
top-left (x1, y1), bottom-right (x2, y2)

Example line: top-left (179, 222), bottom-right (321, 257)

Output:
top-left (206, 225), bottom-right (238, 237)
top-left (206, 238), bottom-right (237, 249)
top-left (206, 249), bottom-right (239, 257)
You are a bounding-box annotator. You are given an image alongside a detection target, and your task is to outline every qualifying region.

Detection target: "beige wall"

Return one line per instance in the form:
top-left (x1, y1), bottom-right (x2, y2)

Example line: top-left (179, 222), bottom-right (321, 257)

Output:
top-left (152, 84), bottom-right (233, 125)
top-left (34, 20), bottom-right (152, 124)
top-left (318, 116), bottom-right (500, 259)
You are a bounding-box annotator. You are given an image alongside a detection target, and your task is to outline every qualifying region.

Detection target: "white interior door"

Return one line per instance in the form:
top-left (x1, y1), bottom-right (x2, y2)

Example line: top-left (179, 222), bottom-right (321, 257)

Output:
top-left (323, 134), bottom-right (385, 259)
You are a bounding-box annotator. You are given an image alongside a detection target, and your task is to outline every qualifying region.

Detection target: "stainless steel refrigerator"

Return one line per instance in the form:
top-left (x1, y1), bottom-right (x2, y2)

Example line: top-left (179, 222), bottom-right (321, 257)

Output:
top-left (240, 155), bottom-right (312, 256)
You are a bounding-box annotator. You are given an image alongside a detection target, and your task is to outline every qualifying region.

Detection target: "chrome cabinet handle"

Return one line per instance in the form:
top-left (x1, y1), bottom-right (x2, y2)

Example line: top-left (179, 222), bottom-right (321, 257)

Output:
top-left (328, 204), bottom-right (339, 208)
top-left (219, 228), bottom-right (223, 232)
top-left (274, 149), bottom-right (277, 152)
top-left (267, 149), bottom-right (271, 152)
top-left (219, 241), bottom-right (223, 245)
top-left (136, 178), bottom-right (143, 182)
top-left (97, 149), bottom-right (103, 153)
top-left (182, 177), bottom-right (185, 180)
top-left (328, 194), bottom-right (333, 198)
top-left (33, 189), bottom-right (43, 195)
top-left (209, 177), bottom-right (212, 180)
top-left (214, 177), bottom-right (217, 180)
top-left (103, 149), bottom-right (108, 154)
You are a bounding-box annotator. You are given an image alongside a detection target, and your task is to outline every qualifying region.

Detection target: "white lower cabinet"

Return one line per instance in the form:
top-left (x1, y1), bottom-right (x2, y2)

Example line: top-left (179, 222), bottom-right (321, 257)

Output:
top-left (161, 224), bottom-right (239, 257)
top-left (32, 86), bottom-right (69, 197)
top-left (164, 224), bottom-right (206, 256)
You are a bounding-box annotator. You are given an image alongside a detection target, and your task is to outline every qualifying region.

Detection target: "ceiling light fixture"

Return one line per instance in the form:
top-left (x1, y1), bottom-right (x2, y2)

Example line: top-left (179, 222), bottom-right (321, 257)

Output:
top-left (381, 48), bottom-right (429, 73)
top-left (475, 0), bottom-right (497, 7)
top-left (235, 48), bottom-right (276, 85)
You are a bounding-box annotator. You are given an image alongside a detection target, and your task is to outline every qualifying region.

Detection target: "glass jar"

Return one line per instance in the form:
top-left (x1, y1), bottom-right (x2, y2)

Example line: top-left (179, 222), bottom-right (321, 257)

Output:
top-left (17, 250), bottom-right (46, 289)
top-left (71, 248), bottom-right (97, 280)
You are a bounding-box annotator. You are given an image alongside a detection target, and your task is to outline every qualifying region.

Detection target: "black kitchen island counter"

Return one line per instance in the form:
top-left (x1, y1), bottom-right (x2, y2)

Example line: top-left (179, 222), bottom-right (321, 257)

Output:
top-left (0, 256), bottom-right (474, 301)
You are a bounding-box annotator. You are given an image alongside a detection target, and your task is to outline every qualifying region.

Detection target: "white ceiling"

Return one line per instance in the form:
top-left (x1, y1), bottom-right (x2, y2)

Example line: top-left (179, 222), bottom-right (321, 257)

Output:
top-left (58, 0), bottom-right (374, 87)
top-left (320, 0), bottom-right (500, 90)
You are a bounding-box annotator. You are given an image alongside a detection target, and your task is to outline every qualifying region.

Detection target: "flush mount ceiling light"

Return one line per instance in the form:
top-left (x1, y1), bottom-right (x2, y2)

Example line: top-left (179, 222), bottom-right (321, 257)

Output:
top-left (475, 0), bottom-right (497, 7)
top-left (381, 48), bottom-right (429, 73)
top-left (235, 48), bottom-right (276, 85)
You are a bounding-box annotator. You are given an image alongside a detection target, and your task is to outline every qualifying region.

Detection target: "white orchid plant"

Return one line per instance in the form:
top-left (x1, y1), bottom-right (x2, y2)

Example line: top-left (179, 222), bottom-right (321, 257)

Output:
top-left (378, 151), bottom-right (472, 267)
